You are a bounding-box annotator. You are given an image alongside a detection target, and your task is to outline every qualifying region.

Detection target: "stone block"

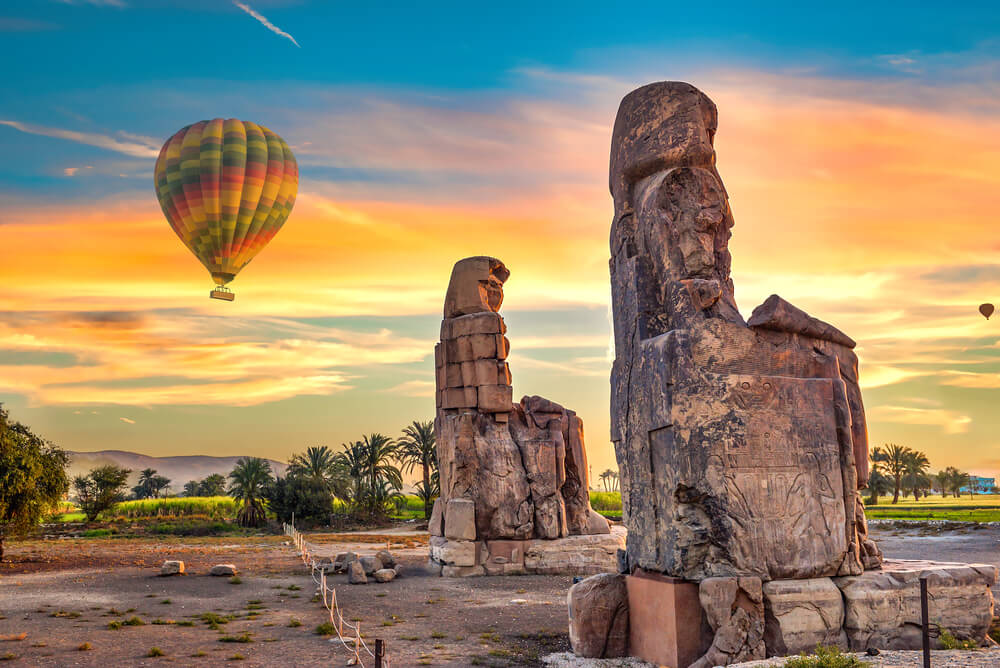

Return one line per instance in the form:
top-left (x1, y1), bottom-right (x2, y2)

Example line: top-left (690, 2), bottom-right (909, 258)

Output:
top-left (160, 560), bottom-right (184, 576)
top-left (441, 564), bottom-right (486, 577)
top-left (483, 540), bottom-right (526, 575)
top-left (626, 569), bottom-right (708, 668)
top-left (209, 564), bottom-right (238, 577)
top-left (428, 498), bottom-right (444, 536)
top-left (444, 498), bottom-right (477, 540)
top-left (444, 363), bottom-right (464, 388)
top-left (430, 538), bottom-right (480, 567)
top-left (834, 559), bottom-right (998, 650)
top-left (443, 311), bottom-right (503, 338)
top-left (763, 577), bottom-right (846, 656)
top-left (446, 334), bottom-right (497, 362)
top-left (441, 386), bottom-right (477, 410)
top-left (496, 334), bottom-right (510, 359)
top-left (497, 362), bottom-right (511, 385)
top-left (524, 528), bottom-right (625, 575)
top-left (692, 576), bottom-right (765, 668)
top-left (568, 573), bottom-right (629, 658)
top-left (477, 384), bottom-right (513, 412)
top-left (434, 342), bottom-right (443, 368)
top-left (348, 559), bottom-right (367, 584)
top-left (373, 568), bottom-right (396, 583)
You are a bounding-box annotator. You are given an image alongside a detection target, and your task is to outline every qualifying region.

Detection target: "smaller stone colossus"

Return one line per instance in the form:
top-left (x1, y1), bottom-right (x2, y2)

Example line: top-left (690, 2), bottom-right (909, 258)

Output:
top-left (429, 256), bottom-right (618, 576)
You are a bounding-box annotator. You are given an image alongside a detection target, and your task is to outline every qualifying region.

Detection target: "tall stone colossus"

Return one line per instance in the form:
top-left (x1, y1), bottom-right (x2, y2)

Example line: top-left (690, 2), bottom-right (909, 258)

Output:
top-left (608, 82), bottom-right (882, 582)
top-left (431, 257), bottom-right (620, 576)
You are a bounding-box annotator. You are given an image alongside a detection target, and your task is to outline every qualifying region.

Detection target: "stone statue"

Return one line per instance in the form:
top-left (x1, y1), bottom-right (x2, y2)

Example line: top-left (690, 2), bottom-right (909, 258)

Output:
top-left (430, 256), bottom-right (621, 576)
top-left (568, 81), bottom-right (996, 667)
top-left (609, 81), bottom-right (881, 583)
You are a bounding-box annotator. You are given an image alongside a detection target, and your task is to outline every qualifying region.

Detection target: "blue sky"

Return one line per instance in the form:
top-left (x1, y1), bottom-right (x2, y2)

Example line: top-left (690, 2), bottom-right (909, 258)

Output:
top-left (2, 0), bottom-right (999, 485)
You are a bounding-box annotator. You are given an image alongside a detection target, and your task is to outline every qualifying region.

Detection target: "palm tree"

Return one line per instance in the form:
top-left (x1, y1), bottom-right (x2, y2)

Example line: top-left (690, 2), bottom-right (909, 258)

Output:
top-left (902, 450), bottom-right (930, 500)
top-left (396, 421), bottom-right (437, 518)
top-left (133, 468), bottom-right (158, 499)
top-left (360, 433), bottom-right (401, 512)
top-left (610, 470), bottom-right (620, 492)
top-left (182, 480), bottom-right (200, 497)
top-left (884, 444), bottom-right (910, 504)
top-left (228, 457), bottom-right (273, 527)
top-left (333, 440), bottom-right (368, 507)
top-left (599, 469), bottom-right (613, 492)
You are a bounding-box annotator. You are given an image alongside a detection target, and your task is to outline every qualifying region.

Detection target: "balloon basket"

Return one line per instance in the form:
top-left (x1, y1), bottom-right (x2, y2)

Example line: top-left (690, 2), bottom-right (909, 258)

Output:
top-left (210, 286), bottom-right (235, 301)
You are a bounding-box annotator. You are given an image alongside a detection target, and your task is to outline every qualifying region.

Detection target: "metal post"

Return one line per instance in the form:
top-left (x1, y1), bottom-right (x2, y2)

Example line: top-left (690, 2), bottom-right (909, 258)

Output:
top-left (375, 639), bottom-right (385, 668)
top-left (920, 576), bottom-right (931, 668)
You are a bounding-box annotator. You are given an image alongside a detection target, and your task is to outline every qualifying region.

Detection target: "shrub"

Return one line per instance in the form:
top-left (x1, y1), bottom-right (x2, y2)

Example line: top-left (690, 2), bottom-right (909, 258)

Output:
top-left (588, 491), bottom-right (622, 513)
top-left (146, 647), bottom-right (165, 657)
top-left (219, 633), bottom-right (253, 643)
top-left (315, 622), bottom-right (336, 636)
top-left (784, 645), bottom-right (864, 668)
top-left (939, 628), bottom-right (978, 650)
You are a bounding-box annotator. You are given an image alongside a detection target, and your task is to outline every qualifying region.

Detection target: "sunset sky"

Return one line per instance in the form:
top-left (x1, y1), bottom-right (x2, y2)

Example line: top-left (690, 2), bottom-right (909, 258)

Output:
top-left (1, 1), bottom-right (999, 485)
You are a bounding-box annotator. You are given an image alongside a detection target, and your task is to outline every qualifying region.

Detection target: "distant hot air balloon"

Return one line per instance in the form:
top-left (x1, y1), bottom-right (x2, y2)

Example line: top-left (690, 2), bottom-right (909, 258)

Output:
top-left (980, 303), bottom-right (995, 320)
top-left (154, 119), bottom-right (298, 301)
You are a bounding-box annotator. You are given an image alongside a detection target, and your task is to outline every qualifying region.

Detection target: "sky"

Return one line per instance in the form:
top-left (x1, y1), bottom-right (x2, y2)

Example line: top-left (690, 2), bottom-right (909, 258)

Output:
top-left (1, 0), bottom-right (999, 486)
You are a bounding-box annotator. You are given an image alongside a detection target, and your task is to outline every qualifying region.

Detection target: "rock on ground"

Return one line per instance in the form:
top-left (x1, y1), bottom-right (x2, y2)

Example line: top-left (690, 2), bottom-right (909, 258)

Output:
top-left (373, 568), bottom-right (396, 583)
top-left (159, 560), bottom-right (184, 576)
top-left (209, 564), bottom-right (238, 576)
top-left (347, 559), bottom-right (367, 584)
top-left (568, 573), bottom-right (629, 658)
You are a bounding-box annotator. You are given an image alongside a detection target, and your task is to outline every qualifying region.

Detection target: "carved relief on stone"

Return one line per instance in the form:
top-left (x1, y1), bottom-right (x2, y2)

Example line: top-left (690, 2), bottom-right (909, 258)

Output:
top-left (608, 82), bottom-right (880, 582)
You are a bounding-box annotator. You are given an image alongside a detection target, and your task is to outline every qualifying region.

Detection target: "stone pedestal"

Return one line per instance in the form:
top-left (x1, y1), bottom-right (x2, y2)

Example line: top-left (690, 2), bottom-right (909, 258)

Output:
top-left (430, 526), bottom-right (625, 577)
top-left (625, 570), bottom-right (709, 668)
top-left (763, 577), bottom-right (847, 655)
top-left (835, 559), bottom-right (998, 650)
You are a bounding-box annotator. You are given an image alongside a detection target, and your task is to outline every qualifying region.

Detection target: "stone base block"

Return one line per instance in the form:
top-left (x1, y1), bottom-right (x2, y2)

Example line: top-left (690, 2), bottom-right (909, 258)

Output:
top-left (431, 527), bottom-right (625, 577)
top-left (625, 570), bottom-right (709, 668)
top-left (834, 559), bottom-right (998, 650)
top-left (763, 577), bottom-right (847, 656)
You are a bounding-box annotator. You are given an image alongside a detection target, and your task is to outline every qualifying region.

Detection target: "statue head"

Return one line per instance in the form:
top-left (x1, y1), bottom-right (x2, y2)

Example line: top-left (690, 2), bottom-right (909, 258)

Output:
top-left (443, 256), bottom-right (510, 318)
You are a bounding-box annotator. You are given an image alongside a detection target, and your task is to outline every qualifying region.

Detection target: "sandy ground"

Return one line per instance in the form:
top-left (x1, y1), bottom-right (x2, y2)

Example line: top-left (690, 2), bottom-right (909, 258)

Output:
top-left (1, 524), bottom-right (997, 667)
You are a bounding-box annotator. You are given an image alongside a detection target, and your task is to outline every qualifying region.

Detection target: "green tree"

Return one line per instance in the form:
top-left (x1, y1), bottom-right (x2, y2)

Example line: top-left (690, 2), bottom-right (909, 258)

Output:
top-left (288, 446), bottom-right (349, 500)
top-left (396, 421), bottom-right (437, 518)
top-left (902, 450), bottom-right (930, 500)
top-left (133, 469), bottom-right (171, 500)
top-left (74, 465), bottom-right (131, 521)
top-left (198, 473), bottom-right (226, 497)
top-left (0, 405), bottom-right (70, 561)
top-left (264, 475), bottom-right (331, 526)
top-left (883, 444), bottom-right (911, 504)
top-left (866, 446), bottom-right (892, 505)
top-left (227, 457), bottom-right (273, 527)
top-left (182, 480), bottom-right (200, 497)
top-left (359, 433), bottom-right (401, 513)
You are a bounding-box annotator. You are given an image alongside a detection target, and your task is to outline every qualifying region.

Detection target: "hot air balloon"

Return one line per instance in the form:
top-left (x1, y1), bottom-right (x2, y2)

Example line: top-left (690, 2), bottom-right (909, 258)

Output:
top-left (980, 303), bottom-right (995, 320)
top-left (154, 119), bottom-right (298, 301)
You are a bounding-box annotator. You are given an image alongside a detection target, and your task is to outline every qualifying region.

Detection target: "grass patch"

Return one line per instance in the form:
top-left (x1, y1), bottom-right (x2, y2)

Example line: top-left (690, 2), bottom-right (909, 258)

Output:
top-left (77, 642), bottom-right (92, 651)
top-left (176, 620), bottom-right (195, 627)
top-left (151, 619), bottom-right (175, 625)
top-left (160, 599), bottom-right (172, 605)
top-left (123, 616), bottom-right (144, 626)
top-left (107, 621), bottom-right (122, 630)
top-left (939, 628), bottom-right (978, 650)
top-left (784, 645), bottom-right (865, 668)
top-left (191, 650), bottom-right (207, 657)
top-left (287, 618), bottom-right (302, 628)
top-left (219, 633), bottom-right (253, 643)
top-left (146, 647), bottom-right (165, 657)
top-left (430, 631), bottom-right (446, 639)
top-left (315, 622), bottom-right (336, 636)
top-left (228, 654), bottom-right (246, 661)
top-left (286, 584), bottom-right (300, 591)
top-left (82, 528), bottom-right (114, 537)
top-left (105, 496), bottom-right (238, 520)
top-left (228, 576), bottom-right (243, 585)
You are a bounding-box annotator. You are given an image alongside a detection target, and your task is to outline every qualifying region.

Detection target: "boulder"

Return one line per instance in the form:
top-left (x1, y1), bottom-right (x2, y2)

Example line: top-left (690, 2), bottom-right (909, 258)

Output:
top-left (763, 577), bottom-right (846, 655)
top-left (347, 559), bottom-right (367, 585)
top-left (359, 556), bottom-right (383, 575)
top-left (160, 560), bottom-right (184, 576)
top-left (375, 550), bottom-right (396, 569)
top-left (373, 569), bottom-right (396, 583)
top-left (209, 564), bottom-right (238, 577)
top-left (333, 552), bottom-right (357, 573)
top-left (568, 573), bottom-right (629, 658)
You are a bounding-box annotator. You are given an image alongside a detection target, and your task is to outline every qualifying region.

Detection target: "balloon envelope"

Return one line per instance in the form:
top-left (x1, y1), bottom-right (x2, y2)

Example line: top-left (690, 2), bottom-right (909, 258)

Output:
top-left (154, 119), bottom-right (298, 286)
top-left (980, 303), bottom-right (995, 320)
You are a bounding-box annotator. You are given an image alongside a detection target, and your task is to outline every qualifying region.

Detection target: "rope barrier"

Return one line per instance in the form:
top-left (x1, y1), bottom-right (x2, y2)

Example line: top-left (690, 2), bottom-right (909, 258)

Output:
top-left (283, 523), bottom-right (389, 668)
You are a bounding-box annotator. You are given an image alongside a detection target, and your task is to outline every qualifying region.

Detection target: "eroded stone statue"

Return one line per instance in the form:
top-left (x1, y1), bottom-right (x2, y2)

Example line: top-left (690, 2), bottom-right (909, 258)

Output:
top-left (609, 82), bottom-right (880, 582)
top-left (430, 256), bottom-right (622, 576)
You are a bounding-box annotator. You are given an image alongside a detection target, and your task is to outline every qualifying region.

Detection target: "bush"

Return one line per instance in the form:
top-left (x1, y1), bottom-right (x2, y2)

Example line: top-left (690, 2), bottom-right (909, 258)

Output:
top-left (315, 622), bottom-right (336, 636)
top-left (939, 628), bottom-right (978, 650)
top-left (783, 645), bottom-right (864, 668)
top-left (589, 491), bottom-right (622, 513)
top-left (264, 476), bottom-right (332, 525)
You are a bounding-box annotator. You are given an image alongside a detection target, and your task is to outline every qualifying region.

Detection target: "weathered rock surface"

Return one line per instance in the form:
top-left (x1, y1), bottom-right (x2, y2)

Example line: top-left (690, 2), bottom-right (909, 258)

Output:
top-left (432, 256), bottom-right (614, 576)
top-left (333, 551), bottom-right (357, 574)
top-left (608, 81), bottom-right (878, 582)
top-left (834, 559), bottom-right (998, 650)
top-left (209, 564), bottom-right (238, 577)
top-left (429, 536), bottom-right (480, 567)
top-left (347, 559), bottom-right (367, 585)
top-left (373, 568), bottom-right (396, 583)
top-left (691, 577), bottom-right (765, 668)
top-left (762, 577), bottom-right (846, 656)
top-left (160, 560), bottom-right (184, 576)
top-left (568, 573), bottom-right (630, 658)
top-left (359, 555), bottom-right (382, 575)
top-left (375, 550), bottom-right (396, 570)
top-left (524, 528), bottom-right (626, 576)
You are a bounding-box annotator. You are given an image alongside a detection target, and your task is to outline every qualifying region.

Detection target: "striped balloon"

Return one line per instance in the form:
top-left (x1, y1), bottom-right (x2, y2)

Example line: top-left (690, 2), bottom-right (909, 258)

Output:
top-left (154, 119), bottom-right (298, 288)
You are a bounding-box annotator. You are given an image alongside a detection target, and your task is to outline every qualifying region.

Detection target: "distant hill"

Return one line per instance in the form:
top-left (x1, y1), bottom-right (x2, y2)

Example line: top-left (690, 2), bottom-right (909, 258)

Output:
top-left (66, 450), bottom-right (287, 493)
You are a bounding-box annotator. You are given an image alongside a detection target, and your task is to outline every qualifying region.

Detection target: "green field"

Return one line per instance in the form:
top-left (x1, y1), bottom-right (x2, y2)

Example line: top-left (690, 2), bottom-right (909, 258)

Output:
top-left (104, 496), bottom-right (238, 520)
top-left (865, 494), bottom-right (1000, 522)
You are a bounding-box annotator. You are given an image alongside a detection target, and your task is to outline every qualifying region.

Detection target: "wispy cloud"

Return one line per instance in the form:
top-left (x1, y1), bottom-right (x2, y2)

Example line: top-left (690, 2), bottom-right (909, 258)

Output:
top-left (233, 1), bottom-right (299, 48)
top-left (0, 120), bottom-right (159, 158)
top-left (0, 17), bottom-right (59, 31)
top-left (383, 380), bottom-right (435, 397)
top-left (868, 405), bottom-right (973, 435)
top-left (119, 416), bottom-right (135, 424)
top-left (55, 0), bottom-right (127, 7)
